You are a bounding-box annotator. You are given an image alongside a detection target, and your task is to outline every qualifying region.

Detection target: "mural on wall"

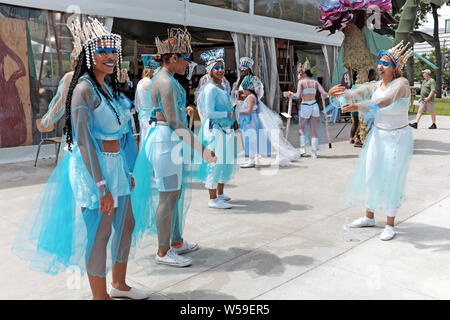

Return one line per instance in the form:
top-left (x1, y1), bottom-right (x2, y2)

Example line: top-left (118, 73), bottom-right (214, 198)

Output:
top-left (0, 17), bottom-right (31, 148)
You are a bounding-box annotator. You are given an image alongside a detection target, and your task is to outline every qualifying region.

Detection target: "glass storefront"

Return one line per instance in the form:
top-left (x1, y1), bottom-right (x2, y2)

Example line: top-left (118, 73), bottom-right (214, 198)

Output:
top-left (190, 0), bottom-right (250, 13)
top-left (254, 0), bottom-right (322, 26)
top-left (0, 4), bottom-right (73, 147)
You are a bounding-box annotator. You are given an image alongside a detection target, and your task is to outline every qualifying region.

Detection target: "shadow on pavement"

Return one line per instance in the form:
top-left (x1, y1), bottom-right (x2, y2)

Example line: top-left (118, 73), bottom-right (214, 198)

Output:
top-left (396, 222), bottom-right (450, 252)
top-left (227, 200), bottom-right (313, 214)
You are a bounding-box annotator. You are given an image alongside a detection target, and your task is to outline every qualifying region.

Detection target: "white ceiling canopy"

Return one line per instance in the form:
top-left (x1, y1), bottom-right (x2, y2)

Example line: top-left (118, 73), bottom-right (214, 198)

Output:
top-left (3, 0), bottom-right (343, 46)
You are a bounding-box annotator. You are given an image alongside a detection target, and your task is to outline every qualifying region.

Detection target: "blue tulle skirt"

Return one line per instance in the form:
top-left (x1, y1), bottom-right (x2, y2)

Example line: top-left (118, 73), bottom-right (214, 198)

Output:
top-left (131, 123), bottom-right (208, 246)
top-left (11, 148), bottom-right (145, 277)
top-left (238, 112), bottom-right (271, 157)
top-left (343, 126), bottom-right (413, 212)
top-left (196, 119), bottom-right (239, 186)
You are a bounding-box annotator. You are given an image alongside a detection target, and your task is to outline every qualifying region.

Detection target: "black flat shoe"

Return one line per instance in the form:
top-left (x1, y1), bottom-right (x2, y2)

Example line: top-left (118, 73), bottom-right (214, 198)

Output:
top-left (409, 122), bottom-right (418, 129)
top-left (428, 123), bottom-right (437, 129)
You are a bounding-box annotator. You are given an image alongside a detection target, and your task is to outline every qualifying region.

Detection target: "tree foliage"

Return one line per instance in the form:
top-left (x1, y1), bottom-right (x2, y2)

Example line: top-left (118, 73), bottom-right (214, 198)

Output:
top-left (414, 48), bottom-right (450, 85)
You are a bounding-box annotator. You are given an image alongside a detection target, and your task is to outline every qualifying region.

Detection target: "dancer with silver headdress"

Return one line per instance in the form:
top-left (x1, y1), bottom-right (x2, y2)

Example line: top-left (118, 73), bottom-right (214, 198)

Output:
top-left (195, 48), bottom-right (239, 209)
top-left (132, 29), bottom-right (216, 267)
top-left (288, 58), bottom-right (329, 158)
top-left (329, 42), bottom-right (413, 241)
top-left (195, 71), bottom-right (231, 123)
top-left (12, 17), bottom-right (149, 300)
top-left (231, 57), bottom-right (264, 107)
top-left (239, 75), bottom-right (300, 168)
top-left (135, 54), bottom-right (160, 148)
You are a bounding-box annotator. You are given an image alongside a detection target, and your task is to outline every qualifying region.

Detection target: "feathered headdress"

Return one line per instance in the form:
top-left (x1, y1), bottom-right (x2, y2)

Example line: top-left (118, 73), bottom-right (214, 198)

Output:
top-left (68, 16), bottom-right (122, 69)
top-left (155, 28), bottom-right (192, 55)
top-left (200, 48), bottom-right (225, 73)
top-left (239, 57), bottom-right (254, 71)
top-left (241, 75), bottom-right (260, 91)
top-left (297, 58), bottom-right (311, 73)
top-left (141, 54), bottom-right (160, 69)
top-left (378, 40), bottom-right (412, 71)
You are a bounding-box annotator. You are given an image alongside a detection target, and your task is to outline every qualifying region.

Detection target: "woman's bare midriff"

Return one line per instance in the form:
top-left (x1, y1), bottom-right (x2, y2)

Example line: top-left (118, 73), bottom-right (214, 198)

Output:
top-left (102, 140), bottom-right (120, 153)
top-left (156, 113), bottom-right (166, 122)
top-left (301, 93), bottom-right (317, 103)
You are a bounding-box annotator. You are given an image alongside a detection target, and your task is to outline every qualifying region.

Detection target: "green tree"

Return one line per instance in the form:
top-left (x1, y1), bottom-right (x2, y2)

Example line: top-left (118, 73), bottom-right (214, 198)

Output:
top-left (414, 48), bottom-right (450, 85)
top-left (393, 0), bottom-right (448, 95)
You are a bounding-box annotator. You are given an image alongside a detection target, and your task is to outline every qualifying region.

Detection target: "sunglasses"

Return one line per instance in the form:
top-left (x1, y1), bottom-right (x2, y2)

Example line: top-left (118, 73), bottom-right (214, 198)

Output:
top-left (212, 65), bottom-right (225, 71)
top-left (94, 47), bottom-right (118, 55)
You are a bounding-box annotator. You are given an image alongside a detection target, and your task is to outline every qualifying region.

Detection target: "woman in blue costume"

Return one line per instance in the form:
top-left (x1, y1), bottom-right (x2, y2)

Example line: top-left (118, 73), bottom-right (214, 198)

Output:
top-left (41, 53), bottom-right (135, 155)
top-left (39, 52), bottom-right (78, 157)
top-left (239, 75), bottom-right (300, 168)
top-left (287, 58), bottom-right (329, 159)
top-left (12, 18), bottom-right (149, 300)
top-left (230, 57), bottom-right (264, 111)
top-left (41, 53), bottom-right (77, 130)
top-left (135, 54), bottom-right (160, 149)
top-left (328, 42), bottom-right (413, 241)
top-left (238, 75), bottom-right (264, 168)
top-left (132, 29), bottom-right (216, 268)
top-left (195, 48), bottom-right (239, 209)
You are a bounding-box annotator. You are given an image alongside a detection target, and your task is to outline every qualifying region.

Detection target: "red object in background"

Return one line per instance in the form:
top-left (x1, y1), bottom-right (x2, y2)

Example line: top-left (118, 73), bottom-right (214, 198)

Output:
top-left (0, 33), bottom-right (27, 148)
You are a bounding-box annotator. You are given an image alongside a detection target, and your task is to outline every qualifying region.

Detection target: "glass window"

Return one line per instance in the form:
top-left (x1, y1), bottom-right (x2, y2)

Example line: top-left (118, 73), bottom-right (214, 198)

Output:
top-left (190, 0), bottom-right (250, 13)
top-left (254, 0), bottom-right (322, 26)
top-left (446, 20), bottom-right (450, 33)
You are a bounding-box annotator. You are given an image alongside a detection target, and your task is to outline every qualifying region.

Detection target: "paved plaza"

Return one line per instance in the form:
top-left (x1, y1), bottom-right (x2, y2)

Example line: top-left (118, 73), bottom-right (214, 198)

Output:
top-left (1, 115), bottom-right (449, 300)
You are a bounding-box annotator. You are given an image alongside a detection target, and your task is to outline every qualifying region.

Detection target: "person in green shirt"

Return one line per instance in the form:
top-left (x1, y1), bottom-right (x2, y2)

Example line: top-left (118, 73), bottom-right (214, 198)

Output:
top-left (409, 69), bottom-right (437, 129)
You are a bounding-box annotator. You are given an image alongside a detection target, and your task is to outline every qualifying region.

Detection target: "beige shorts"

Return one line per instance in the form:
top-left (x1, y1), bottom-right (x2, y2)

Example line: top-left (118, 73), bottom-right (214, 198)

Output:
top-left (419, 100), bottom-right (435, 113)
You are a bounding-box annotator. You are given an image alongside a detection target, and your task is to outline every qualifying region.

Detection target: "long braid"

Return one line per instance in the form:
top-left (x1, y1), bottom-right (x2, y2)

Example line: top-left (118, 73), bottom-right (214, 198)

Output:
top-left (110, 65), bottom-right (122, 99)
top-left (86, 67), bottom-right (122, 125)
top-left (63, 48), bottom-right (123, 151)
top-left (63, 50), bottom-right (88, 151)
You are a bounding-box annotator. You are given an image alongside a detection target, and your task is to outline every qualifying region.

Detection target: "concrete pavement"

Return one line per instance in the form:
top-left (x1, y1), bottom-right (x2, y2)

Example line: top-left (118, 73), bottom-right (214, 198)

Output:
top-left (1, 115), bottom-right (449, 300)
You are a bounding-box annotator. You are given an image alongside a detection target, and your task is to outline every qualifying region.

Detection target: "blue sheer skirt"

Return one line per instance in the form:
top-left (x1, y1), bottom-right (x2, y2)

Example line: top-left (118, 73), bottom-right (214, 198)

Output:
top-left (131, 123), bottom-right (208, 246)
top-left (197, 119), bottom-right (239, 186)
top-left (11, 150), bottom-right (143, 278)
top-left (238, 112), bottom-right (271, 157)
top-left (343, 126), bottom-right (413, 212)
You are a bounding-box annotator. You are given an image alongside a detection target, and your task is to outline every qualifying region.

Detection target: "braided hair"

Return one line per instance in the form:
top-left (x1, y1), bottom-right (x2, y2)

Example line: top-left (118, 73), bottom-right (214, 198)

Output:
top-left (63, 48), bottom-right (122, 151)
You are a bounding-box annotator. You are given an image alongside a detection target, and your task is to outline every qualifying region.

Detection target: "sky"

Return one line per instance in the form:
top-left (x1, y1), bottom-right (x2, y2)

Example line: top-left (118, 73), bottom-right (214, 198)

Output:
top-left (419, 4), bottom-right (450, 32)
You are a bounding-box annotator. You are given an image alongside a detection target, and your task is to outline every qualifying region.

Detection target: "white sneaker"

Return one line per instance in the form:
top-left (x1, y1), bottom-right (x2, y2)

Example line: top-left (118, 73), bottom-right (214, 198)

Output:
top-left (110, 287), bottom-right (150, 300)
top-left (155, 249), bottom-right (192, 267)
top-left (350, 217), bottom-right (375, 228)
top-left (240, 159), bottom-right (255, 168)
top-left (380, 225), bottom-right (396, 241)
top-left (217, 193), bottom-right (231, 201)
top-left (208, 198), bottom-right (232, 209)
top-left (171, 240), bottom-right (199, 255)
top-left (311, 151), bottom-right (318, 159)
top-left (299, 148), bottom-right (306, 156)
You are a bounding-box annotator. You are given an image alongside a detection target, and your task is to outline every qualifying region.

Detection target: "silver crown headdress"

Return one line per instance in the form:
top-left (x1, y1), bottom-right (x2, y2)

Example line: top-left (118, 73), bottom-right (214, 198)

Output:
top-left (155, 28), bottom-right (192, 55)
top-left (378, 40), bottom-right (412, 71)
top-left (68, 17), bottom-right (122, 69)
top-left (239, 57), bottom-right (254, 71)
top-left (200, 48), bottom-right (225, 73)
